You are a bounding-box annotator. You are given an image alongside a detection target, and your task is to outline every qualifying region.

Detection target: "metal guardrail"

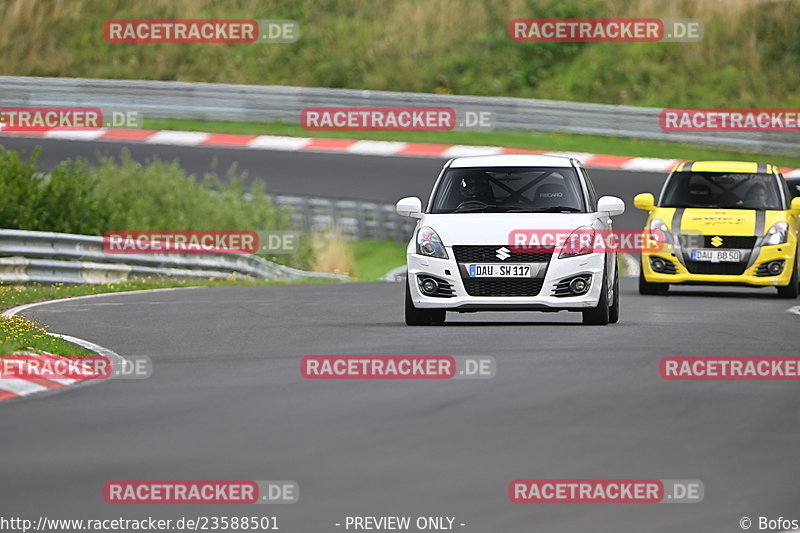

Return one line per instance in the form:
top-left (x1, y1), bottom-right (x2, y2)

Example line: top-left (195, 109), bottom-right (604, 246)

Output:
top-left (0, 229), bottom-right (346, 284)
top-left (270, 195), bottom-right (416, 243)
top-left (1, 76), bottom-right (798, 155)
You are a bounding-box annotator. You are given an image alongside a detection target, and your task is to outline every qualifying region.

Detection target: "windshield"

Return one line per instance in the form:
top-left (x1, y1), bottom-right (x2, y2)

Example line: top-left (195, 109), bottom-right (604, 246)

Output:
top-left (430, 166), bottom-right (586, 214)
top-left (660, 172), bottom-right (784, 210)
top-left (787, 178), bottom-right (800, 199)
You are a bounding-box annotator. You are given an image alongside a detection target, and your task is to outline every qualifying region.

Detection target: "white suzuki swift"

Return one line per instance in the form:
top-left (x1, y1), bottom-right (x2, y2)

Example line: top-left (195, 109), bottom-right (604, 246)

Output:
top-left (397, 154), bottom-right (625, 325)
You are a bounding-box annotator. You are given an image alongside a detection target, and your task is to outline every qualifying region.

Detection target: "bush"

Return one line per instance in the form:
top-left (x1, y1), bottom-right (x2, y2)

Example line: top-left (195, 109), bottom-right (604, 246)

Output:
top-left (0, 147), bottom-right (315, 269)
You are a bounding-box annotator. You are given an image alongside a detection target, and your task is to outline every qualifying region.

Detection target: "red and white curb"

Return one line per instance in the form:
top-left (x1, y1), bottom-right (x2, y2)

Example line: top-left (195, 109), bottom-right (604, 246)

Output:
top-left (3, 129), bottom-right (797, 176)
top-left (0, 290), bottom-right (169, 402)
top-left (0, 349), bottom-right (101, 401)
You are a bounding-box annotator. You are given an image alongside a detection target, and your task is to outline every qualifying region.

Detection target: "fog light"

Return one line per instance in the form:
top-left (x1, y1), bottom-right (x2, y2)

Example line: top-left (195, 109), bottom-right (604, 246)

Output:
top-left (768, 260), bottom-right (784, 275)
top-left (651, 257), bottom-right (666, 273)
top-left (569, 277), bottom-right (589, 295)
top-left (420, 278), bottom-right (439, 295)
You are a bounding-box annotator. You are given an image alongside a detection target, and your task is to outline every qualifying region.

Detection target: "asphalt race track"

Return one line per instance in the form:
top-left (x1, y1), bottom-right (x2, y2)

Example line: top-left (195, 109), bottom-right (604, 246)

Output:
top-left (2, 281), bottom-right (800, 532)
top-left (1, 138), bottom-right (799, 532)
top-left (0, 137), bottom-right (655, 229)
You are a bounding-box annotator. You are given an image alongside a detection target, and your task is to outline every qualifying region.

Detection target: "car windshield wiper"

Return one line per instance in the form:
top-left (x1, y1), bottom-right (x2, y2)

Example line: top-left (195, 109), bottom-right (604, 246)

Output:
top-left (452, 205), bottom-right (495, 213)
top-left (524, 206), bottom-right (584, 213)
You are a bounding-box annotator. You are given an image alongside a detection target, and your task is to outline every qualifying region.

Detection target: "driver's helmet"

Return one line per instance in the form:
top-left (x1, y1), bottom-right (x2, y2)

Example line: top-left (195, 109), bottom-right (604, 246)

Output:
top-left (746, 183), bottom-right (767, 204)
top-left (460, 176), bottom-right (492, 199)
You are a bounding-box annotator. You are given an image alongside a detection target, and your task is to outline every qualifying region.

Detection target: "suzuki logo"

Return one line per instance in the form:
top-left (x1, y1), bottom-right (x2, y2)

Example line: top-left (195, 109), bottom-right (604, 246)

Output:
top-left (710, 236), bottom-right (723, 247)
top-left (495, 247), bottom-right (511, 260)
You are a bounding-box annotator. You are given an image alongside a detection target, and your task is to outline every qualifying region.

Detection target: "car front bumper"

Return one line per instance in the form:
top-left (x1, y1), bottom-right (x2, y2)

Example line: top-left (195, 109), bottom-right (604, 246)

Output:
top-left (407, 250), bottom-right (607, 311)
top-left (641, 243), bottom-right (796, 287)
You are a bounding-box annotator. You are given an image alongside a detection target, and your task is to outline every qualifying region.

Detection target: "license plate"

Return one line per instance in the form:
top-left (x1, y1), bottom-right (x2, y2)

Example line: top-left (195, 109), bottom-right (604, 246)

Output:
top-left (466, 263), bottom-right (531, 278)
top-left (691, 249), bottom-right (741, 263)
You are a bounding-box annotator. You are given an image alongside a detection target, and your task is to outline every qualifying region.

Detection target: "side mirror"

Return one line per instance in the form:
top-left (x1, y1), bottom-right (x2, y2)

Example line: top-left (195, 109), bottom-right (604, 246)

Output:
top-left (790, 197), bottom-right (800, 215)
top-left (396, 196), bottom-right (423, 218)
top-left (633, 193), bottom-right (656, 211)
top-left (597, 195), bottom-right (625, 216)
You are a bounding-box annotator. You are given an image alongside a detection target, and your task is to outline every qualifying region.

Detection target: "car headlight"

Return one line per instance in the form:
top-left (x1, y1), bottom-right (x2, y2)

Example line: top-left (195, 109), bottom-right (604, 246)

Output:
top-left (558, 227), bottom-right (595, 258)
top-left (762, 222), bottom-right (788, 246)
top-left (417, 227), bottom-right (448, 259)
top-left (648, 218), bottom-right (673, 245)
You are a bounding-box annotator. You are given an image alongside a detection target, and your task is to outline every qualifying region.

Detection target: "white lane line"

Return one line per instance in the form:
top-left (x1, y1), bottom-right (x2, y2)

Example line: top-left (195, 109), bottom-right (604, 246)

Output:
top-left (145, 130), bottom-right (210, 145)
top-left (0, 286), bottom-right (198, 401)
top-left (442, 145), bottom-right (504, 158)
top-left (787, 305), bottom-right (800, 316)
top-left (2, 287), bottom-right (195, 317)
top-left (247, 135), bottom-right (312, 150)
top-left (622, 157), bottom-right (679, 172)
top-left (50, 333), bottom-right (126, 372)
top-left (44, 129), bottom-right (108, 140)
top-left (346, 140), bottom-right (408, 156)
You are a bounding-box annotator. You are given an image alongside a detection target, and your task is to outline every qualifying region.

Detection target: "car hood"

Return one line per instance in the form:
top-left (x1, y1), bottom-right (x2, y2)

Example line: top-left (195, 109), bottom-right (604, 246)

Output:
top-left (419, 213), bottom-right (599, 245)
top-left (660, 208), bottom-right (786, 236)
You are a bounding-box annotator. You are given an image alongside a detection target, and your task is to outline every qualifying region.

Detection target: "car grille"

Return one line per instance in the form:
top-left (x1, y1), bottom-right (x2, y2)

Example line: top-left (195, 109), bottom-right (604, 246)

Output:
top-left (453, 245), bottom-right (552, 263)
top-left (701, 235), bottom-right (757, 249)
top-left (684, 261), bottom-right (748, 275)
top-left (462, 278), bottom-right (544, 297)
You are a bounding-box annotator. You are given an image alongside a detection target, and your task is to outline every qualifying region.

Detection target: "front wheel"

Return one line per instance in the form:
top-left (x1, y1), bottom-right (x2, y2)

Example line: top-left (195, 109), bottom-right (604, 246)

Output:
top-left (639, 267), bottom-right (669, 295)
top-left (582, 272), bottom-right (610, 325)
top-left (777, 252), bottom-right (799, 299)
top-left (405, 281), bottom-right (446, 325)
top-left (609, 269), bottom-right (620, 324)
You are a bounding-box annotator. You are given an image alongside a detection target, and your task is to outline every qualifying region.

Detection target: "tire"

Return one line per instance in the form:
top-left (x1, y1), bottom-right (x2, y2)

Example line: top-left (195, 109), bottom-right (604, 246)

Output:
top-left (405, 280), bottom-right (446, 325)
top-left (582, 271), bottom-right (610, 325)
top-left (609, 269), bottom-right (620, 324)
top-left (638, 267), bottom-right (669, 295)
top-left (777, 251), bottom-right (799, 299)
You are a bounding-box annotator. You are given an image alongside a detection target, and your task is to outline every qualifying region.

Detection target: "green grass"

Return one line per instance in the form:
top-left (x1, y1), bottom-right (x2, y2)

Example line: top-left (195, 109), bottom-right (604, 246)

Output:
top-left (350, 240), bottom-right (407, 281)
top-left (145, 118), bottom-right (800, 169)
top-left (0, 313), bottom-right (93, 356)
top-left (1, 0), bottom-right (798, 109)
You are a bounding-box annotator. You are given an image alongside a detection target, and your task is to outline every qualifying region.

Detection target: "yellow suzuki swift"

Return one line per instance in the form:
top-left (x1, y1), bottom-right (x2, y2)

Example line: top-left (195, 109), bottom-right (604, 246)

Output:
top-left (634, 161), bottom-right (800, 298)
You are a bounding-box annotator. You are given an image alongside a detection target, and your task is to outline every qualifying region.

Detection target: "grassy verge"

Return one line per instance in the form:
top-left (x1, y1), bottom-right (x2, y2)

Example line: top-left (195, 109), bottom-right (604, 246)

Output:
top-left (0, 238), bottom-right (408, 354)
top-left (0, 277), bottom-right (341, 313)
top-left (0, 314), bottom-right (93, 356)
top-left (350, 240), bottom-right (407, 281)
top-left (145, 118), bottom-right (800, 169)
top-left (0, 277), bottom-right (333, 356)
